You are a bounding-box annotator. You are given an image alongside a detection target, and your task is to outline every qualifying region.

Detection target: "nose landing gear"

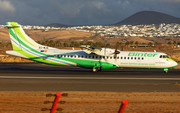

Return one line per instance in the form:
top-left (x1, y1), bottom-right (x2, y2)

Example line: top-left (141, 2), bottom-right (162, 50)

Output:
top-left (164, 68), bottom-right (168, 73)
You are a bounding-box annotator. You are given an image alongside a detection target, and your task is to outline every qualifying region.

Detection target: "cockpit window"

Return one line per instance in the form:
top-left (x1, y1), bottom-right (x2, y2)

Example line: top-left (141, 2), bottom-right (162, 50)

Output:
top-left (165, 55), bottom-right (169, 58)
top-left (160, 55), bottom-right (169, 58)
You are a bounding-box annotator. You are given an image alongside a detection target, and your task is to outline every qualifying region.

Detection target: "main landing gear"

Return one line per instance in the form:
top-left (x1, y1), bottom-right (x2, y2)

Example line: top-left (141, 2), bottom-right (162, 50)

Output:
top-left (92, 67), bottom-right (101, 72)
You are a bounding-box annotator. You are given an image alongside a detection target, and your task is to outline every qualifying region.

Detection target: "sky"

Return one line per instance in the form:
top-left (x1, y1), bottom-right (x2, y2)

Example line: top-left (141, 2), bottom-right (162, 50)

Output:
top-left (0, 0), bottom-right (180, 25)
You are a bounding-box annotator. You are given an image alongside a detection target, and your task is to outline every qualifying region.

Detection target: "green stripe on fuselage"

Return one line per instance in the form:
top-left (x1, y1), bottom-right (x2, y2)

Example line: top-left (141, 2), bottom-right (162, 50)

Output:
top-left (12, 44), bottom-right (66, 66)
top-left (58, 57), bottom-right (117, 69)
top-left (164, 58), bottom-right (177, 63)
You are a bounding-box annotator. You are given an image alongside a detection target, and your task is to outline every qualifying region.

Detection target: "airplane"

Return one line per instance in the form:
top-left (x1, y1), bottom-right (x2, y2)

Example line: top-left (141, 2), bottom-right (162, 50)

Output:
top-left (5, 22), bottom-right (178, 73)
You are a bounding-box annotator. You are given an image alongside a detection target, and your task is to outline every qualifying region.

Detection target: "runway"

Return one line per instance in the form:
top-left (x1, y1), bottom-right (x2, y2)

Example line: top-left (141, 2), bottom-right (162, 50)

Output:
top-left (0, 62), bottom-right (180, 92)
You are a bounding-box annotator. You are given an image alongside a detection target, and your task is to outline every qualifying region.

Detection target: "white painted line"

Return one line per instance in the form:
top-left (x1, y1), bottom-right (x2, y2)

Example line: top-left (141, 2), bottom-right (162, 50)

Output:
top-left (0, 76), bottom-right (180, 80)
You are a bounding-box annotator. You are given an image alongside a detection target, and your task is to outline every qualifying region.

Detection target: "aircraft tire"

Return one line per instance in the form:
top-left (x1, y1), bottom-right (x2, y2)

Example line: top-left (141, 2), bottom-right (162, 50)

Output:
top-left (92, 67), bottom-right (98, 72)
top-left (98, 67), bottom-right (102, 71)
top-left (164, 70), bottom-right (168, 73)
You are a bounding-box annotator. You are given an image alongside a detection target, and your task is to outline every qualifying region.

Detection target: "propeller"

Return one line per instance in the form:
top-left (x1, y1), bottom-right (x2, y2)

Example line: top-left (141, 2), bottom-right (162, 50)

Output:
top-left (114, 47), bottom-right (120, 54)
top-left (100, 47), bottom-right (120, 62)
top-left (103, 47), bottom-right (108, 62)
top-left (114, 47), bottom-right (120, 61)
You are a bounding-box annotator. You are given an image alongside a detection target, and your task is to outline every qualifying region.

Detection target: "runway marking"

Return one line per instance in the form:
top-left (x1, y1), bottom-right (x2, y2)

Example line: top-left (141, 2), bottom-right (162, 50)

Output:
top-left (0, 76), bottom-right (180, 80)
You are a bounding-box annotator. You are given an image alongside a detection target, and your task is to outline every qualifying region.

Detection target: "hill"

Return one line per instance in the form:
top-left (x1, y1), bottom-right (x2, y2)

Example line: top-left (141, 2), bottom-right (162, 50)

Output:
top-left (115, 11), bottom-right (180, 25)
top-left (0, 28), bottom-right (11, 42)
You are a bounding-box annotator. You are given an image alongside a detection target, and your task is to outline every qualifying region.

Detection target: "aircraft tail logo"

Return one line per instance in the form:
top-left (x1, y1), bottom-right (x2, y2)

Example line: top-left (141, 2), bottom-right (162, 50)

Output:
top-left (6, 22), bottom-right (41, 51)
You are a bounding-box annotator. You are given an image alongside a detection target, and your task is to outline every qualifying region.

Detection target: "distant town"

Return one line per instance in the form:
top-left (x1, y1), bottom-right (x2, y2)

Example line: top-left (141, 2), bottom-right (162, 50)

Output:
top-left (1, 23), bottom-right (180, 48)
top-left (1, 23), bottom-right (180, 38)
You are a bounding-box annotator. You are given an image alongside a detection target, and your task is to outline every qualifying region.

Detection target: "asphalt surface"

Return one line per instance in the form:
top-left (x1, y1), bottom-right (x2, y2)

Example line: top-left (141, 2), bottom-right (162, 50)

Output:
top-left (0, 62), bottom-right (180, 92)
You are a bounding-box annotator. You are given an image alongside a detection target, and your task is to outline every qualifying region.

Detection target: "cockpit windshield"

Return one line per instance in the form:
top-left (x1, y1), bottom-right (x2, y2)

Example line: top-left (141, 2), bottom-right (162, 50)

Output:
top-left (159, 55), bottom-right (169, 58)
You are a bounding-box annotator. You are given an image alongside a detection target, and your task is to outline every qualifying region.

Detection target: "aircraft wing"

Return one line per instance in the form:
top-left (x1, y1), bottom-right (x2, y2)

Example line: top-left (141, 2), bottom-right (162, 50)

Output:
top-left (80, 45), bottom-right (104, 56)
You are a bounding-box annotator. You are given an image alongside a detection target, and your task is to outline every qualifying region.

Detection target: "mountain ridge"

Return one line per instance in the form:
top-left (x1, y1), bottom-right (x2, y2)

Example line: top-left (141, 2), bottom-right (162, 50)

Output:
top-left (44, 23), bottom-right (72, 27)
top-left (114, 11), bottom-right (180, 25)
top-left (44, 11), bottom-right (180, 26)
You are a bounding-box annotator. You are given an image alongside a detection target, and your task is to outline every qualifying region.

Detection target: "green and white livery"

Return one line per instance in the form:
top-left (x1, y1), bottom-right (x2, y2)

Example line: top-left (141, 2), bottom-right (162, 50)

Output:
top-left (6, 22), bottom-right (178, 73)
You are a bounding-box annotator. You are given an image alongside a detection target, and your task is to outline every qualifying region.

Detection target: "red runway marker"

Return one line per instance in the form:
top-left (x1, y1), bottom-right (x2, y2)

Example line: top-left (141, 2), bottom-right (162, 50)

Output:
top-left (50, 92), bottom-right (61, 113)
top-left (118, 99), bottom-right (128, 113)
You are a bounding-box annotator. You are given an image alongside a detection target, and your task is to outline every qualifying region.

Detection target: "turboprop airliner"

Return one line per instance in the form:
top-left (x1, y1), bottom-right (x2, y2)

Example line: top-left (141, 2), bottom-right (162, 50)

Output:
top-left (5, 22), bottom-right (178, 73)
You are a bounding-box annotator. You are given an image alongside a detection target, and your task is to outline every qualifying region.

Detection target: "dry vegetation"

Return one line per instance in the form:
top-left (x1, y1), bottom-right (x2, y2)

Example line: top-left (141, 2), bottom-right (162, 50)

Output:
top-left (0, 91), bottom-right (180, 113)
top-left (0, 28), bottom-right (180, 46)
top-left (26, 30), bottom-right (92, 42)
top-left (0, 28), bottom-right (10, 42)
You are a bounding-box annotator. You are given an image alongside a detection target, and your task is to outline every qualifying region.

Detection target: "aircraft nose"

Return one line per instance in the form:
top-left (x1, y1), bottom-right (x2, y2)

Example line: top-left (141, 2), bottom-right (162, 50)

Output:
top-left (174, 61), bottom-right (178, 67)
top-left (171, 60), bottom-right (178, 67)
top-left (167, 58), bottom-right (178, 67)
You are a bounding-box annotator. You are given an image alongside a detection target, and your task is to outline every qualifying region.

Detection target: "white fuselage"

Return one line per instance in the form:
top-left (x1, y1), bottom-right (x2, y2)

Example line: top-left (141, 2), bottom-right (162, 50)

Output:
top-left (7, 48), bottom-right (176, 69)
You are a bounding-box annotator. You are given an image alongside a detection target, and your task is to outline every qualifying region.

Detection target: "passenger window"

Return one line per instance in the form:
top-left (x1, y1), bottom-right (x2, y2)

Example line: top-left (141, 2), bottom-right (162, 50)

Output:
top-left (107, 56), bottom-right (109, 59)
top-left (114, 57), bottom-right (116, 59)
top-left (121, 57), bottom-right (123, 59)
top-left (74, 55), bottom-right (76, 58)
top-left (124, 57), bottom-right (126, 59)
top-left (128, 57), bottom-right (129, 59)
top-left (81, 56), bottom-right (84, 58)
top-left (64, 55), bottom-right (66, 57)
top-left (92, 56), bottom-right (94, 59)
top-left (103, 56), bottom-right (105, 59)
top-left (131, 57), bottom-right (133, 60)
top-left (78, 55), bottom-right (80, 58)
top-left (160, 55), bottom-right (163, 58)
top-left (99, 56), bottom-right (102, 59)
top-left (142, 57), bottom-right (144, 60)
top-left (117, 57), bottom-right (119, 59)
top-left (89, 56), bottom-right (91, 58)
top-left (71, 55), bottom-right (73, 58)
top-left (85, 56), bottom-right (87, 58)
top-left (163, 55), bottom-right (166, 58)
top-left (110, 57), bottom-right (112, 59)
top-left (96, 56), bottom-right (98, 59)
top-left (134, 57), bottom-right (136, 60)
top-left (67, 55), bottom-right (69, 57)
top-left (138, 57), bottom-right (140, 60)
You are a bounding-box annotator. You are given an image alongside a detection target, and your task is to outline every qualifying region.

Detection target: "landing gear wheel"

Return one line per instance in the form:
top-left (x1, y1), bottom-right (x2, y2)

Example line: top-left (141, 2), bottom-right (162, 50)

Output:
top-left (164, 69), bottom-right (168, 73)
top-left (164, 70), bottom-right (168, 73)
top-left (92, 67), bottom-right (98, 72)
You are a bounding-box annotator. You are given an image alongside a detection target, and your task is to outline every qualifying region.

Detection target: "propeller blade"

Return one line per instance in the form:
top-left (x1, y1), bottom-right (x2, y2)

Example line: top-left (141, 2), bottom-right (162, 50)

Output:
top-left (114, 48), bottom-right (120, 55)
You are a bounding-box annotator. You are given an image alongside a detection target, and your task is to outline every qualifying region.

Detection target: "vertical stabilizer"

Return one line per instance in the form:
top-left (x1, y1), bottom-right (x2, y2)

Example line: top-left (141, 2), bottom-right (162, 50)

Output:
top-left (6, 22), bottom-right (55, 51)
